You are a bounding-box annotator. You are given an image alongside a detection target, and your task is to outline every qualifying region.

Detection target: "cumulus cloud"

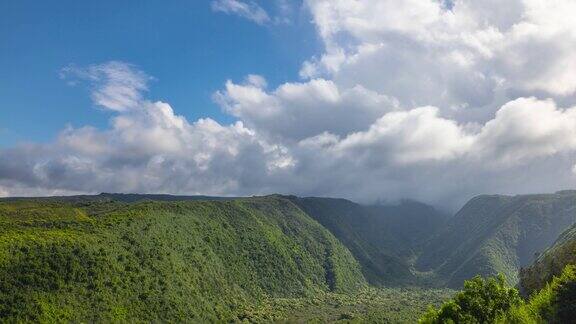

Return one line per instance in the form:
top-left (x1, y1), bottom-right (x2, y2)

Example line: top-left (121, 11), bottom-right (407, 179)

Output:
top-left (1, 62), bottom-right (294, 197)
top-left (473, 97), bottom-right (576, 165)
top-left (3, 1), bottom-right (576, 210)
top-left (211, 0), bottom-right (270, 25)
top-left (301, 0), bottom-right (576, 119)
top-left (214, 77), bottom-right (398, 141)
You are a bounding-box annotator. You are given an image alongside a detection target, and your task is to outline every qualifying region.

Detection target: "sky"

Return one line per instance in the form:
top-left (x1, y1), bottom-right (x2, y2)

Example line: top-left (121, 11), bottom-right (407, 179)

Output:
top-left (2, 0), bottom-right (576, 210)
top-left (0, 0), bottom-right (316, 145)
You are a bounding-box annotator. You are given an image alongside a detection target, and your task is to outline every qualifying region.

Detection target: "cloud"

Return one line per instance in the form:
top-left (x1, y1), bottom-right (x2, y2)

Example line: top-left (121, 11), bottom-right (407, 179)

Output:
top-left (211, 0), bottom-right (270, 25)
top-left (474, 97), bottom-right (576, 165)
top-left (61, 61), bottom-right (151, 111)
top-left (301, 0), bottom-right (576, 119)
top-left (1, 62), bottom-right (295, 197)
top-left (4, 62), bottom-right (576, 209)
top-left (4, 1), bottom-right (576, 210)
top-left (214, 77), bottom-right (398, 141)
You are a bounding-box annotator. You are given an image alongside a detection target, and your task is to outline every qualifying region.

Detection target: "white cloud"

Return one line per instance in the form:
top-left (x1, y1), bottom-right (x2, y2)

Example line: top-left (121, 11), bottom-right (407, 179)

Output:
top-left (5, 62), bottom-right (576, 209)
top-left (211, 0), bottom-right (270, 25)
top-left (333, 107), bottom-right (472, 164)
top-left (61, 61), bottom-right (151, 112)
top-left (215, 77), bottom-right (398, 141)
top-left (302, 0), bottom-right (576, 118)
top-left (474, 97), bottom-right (576, 165)
top-left (4, 1), bottom-right (576, 210)
top-left (1, 62), bottom-right (293, 197)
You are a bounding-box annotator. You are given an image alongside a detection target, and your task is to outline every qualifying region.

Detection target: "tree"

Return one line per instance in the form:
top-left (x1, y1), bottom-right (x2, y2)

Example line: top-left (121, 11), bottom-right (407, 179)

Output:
top-left (553, 267), bottom-right (576, 322)
top-left (420, 274), bottom-right (522, 324)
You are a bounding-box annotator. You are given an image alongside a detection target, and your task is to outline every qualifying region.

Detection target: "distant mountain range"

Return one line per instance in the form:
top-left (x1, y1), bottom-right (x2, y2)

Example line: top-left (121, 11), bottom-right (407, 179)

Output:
top-left (2, 190), bottom-right (576, 321)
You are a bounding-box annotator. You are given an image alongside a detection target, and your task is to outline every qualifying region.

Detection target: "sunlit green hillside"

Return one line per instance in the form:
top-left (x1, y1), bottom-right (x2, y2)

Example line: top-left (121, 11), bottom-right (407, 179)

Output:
top-left (0, 196), bottom-right (365, 322)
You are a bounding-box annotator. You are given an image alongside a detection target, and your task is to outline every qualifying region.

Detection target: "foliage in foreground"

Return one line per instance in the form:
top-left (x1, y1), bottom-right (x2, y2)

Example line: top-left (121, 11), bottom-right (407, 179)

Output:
top-left (420, 265), bottom-right (576, 324)
top-left (503, 264), bottom-right (576, 323)
top-left (520, 221), bottom-right (576, 295)
top-left (419, 274), bottom-right (522, 323)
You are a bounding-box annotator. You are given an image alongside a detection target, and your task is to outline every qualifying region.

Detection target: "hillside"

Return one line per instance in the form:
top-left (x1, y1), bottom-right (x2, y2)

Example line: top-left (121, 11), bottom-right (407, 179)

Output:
top-left (520, 222), bottom-right (576, 294)
top-left (287, 196), bottom-right (448, 286)
top-left (0, 192), bottom-right (233, 203)
top-left (417, 191), bottom-right (576, 287)
top-left (0, 196), bottom-right (365, 322)
top-left (5, 191), bottom-right (576, 321)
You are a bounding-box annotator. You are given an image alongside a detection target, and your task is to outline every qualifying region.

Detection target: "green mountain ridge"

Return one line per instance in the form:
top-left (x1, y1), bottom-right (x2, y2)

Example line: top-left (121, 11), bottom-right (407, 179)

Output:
top-left (417, 191), bottom-right (576, 287)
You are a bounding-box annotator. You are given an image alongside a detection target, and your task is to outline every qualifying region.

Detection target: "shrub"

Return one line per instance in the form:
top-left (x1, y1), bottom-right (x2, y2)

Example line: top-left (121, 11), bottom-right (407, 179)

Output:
top-left (420, 274), bottom-right (522, 324)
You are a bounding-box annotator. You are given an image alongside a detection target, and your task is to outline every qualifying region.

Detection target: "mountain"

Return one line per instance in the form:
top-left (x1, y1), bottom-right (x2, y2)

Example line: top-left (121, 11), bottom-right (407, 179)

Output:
top-left (417, 191), bottom-right (576, 287)
top-left (287, 196), bottom-right (448, 286)
top-left (4, 190), bottom-right (576, 321)
top-left (96, 192), bottom-right (234, 202)
top-left (520, 221), bottom-right (576, 294)
top-left (0, 192), bottom-right (233, 203)
top-left (0, 196), bottom-right (365, 322)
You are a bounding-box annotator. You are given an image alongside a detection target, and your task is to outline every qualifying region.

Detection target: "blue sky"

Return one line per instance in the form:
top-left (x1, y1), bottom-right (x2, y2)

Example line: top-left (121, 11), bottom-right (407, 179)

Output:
top-left (0, 0), bottom-right (318, 146)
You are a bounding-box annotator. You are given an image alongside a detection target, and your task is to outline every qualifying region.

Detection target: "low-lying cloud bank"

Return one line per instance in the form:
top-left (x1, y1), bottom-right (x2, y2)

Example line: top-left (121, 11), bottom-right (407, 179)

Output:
top-left (2, 0), bottom-right (576, 209)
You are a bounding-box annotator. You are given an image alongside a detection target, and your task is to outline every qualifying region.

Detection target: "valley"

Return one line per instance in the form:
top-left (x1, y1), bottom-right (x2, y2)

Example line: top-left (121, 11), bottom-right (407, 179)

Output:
top-left (1, 191), bottom-right (576, 322)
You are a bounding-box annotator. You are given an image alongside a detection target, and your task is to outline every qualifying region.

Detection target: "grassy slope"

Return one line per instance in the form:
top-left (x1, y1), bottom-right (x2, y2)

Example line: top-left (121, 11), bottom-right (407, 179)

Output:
top-left (287, 196), bottom-right (448, 286)
top-left (417, 191), bottom-right (576, 287)
top-left (263, 287), bottom-right (454, 323)
top-left (0, 196), bottom-right (366, 322)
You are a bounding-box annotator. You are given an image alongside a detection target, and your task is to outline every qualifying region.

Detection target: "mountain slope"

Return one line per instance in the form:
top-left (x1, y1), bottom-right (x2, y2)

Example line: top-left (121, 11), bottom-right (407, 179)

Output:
top-left (0, 196), bottom-right (365, 322)
top-left (287, 196), bottom-right (448, 286)
top-left (417, 191), bottom-right (576, 287)
top-left (520, 222), bottom-right (576, 294)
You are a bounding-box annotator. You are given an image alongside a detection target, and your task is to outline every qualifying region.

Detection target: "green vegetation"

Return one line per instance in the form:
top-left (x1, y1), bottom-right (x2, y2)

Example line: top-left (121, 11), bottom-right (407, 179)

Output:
top-left (288, 196), bottom-right (448, 286)
top-left (235, 287), bottom-right (454, 323)
top-left (420, 275), bottom-right (522, 323)
top-left (0, 197), bottom-right (366, 322)
top-left (417, 192), bottom-right (576, 287)
top-left (421, 265), bottom-right (576, 323)
top-left (504, 265), bottom-right (576, 323)
top-left (3, 191), bottom-right (576, 322)
top-left (515, 219), bottom-right (576, 321)
top-left (520, 222), bottom-right (576, 294)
